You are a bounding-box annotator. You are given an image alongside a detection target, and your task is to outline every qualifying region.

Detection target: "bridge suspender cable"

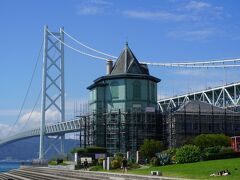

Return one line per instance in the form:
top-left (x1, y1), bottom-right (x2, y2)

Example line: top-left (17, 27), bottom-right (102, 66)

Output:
top-left (20, 90), bottom-right (41, 131)
top-left (141, 62), bottom-right (240, 68)
top-left (62, 30), bottom-right (118, 59)
top-left (62, 30), bottom-right (240, 67)
top-left (141, 58), bottom-right (240, 66)
top-left (7, 40), bottom-right (43, 136)
top-left (47, 30), bottom-right (109, 61)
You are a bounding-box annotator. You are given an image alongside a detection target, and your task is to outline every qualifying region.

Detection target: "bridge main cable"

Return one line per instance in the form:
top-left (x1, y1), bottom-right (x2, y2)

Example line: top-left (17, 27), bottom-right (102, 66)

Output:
top-left (62, 30), bottom-right (240, 66)
top-left (47, 30), bottom-right (109, 61)
top-left (50, 29), bottom-right (240, 68)
top-left (62, 30), bottom-right (118, 59)
top-left (7, 40), bottom-right (43, 136)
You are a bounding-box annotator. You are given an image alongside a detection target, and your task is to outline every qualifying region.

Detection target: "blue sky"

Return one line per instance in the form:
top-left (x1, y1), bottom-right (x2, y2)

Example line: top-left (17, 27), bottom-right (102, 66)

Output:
top-left (0, 0), bottom-right (240, 136)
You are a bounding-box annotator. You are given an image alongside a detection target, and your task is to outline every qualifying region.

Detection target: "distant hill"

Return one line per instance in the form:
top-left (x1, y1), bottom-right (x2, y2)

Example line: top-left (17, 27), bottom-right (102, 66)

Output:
top-left (0, 137), bottom-right (80, 160)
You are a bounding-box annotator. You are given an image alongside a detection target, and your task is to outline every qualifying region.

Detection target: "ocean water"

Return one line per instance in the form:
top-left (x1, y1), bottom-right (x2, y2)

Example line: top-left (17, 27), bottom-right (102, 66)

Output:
top-left (0, 162), bottom-right (20, 173)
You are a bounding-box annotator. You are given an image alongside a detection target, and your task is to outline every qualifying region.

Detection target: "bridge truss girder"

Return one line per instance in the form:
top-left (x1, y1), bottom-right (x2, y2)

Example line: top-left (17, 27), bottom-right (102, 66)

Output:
top-left (0, 118), bottom-right (82, 146)
top-left (159, 82), bottom-right (240, 112)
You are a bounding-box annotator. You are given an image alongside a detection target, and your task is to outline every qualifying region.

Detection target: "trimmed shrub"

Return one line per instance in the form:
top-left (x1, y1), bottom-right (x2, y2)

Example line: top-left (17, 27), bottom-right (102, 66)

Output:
top-left (56, 158), bottom-right (63, 164)
top-left (203, 146), bottom-right (239, 160)
top-left (219, 146), bottom-right (234, 153)
top-left (204, 146), bottom-right (221, 154)
top-left (86, 147), bottom-right (107, 153)
top-left (71, 148), bottom-right (77, 154)
top-left (193, 134), bottom-right (230, 149)
top-left (114, 153), bottom-right (123, 165)
top-left (128, 162), bottom-right (140, 169)
top-left (91, 159), bottom-right (98, 166)
top-left (150, 157), bottom-right (160, 166)
top-left (71, 146), bottom-right (107, 154)
top-left (176, 145), bottom-right (201, 164)
top-left (98, 158), bottom-right (105, 165)
top-left (73, 148), bottom-right (87, 154)
top-left (203, 151), bottom-right (240, 160)
top-left (48, 161), bottom-right (57, 165)
top-left (109, 152), bottom-right (125, 169)
top-left (140, 139), bottom-right (164, 160)
top-left (110, 159), bottom-right (121, 169)
top-left (51, 154), bottom-right (68, 161)
top-left (48, 160), bottom-right (67, 166)
top-left (89, 165), bottom-right (103, 171)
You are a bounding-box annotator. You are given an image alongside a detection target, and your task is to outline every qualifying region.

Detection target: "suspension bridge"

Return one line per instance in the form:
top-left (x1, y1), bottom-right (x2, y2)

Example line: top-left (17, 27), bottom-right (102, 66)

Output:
top-left (0, 26), bottom-right (240, 160)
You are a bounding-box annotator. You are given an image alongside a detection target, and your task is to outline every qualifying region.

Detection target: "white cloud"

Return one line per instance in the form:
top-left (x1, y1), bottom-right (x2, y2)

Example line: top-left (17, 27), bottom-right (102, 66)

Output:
top-left (167, 28), bottom-right (218, 41)
top-left (157, 94), bottom-right (169, 100)
top-left (0, 98), bottom-right (90, 137)
top-left (172, 68), bottom-right (230, 80)
top-left (89, 0), bottom-right (111, 5)
top-left (123, 10), bottom-right (190, 22)
top-left (0, 123), bottom-right (12, 137)
top-left (123, 1), bottom-right (223, 22)
top-left (76, 0), bottom-right (111, 15)
top-left (0, 96), bottom-right (89, 140)
top-left (185, 1), bottom-right (211, 11)
top-left (77, 6), bottom-right (104, 15)
top-left (183, 1), bottom-right (224, 21)
top-left (19, 109), bottom-right (59, 130)
top-left (0, 109), bottom-right (21, 116)
top-left (0, 109), bottom-right (60, 139)
top-left (65, 99), bottom-right (90, 120)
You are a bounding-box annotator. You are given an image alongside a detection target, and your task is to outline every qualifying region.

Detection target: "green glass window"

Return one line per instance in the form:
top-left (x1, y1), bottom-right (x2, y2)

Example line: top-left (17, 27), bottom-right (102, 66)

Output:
top-left (151, 83), bottom-right (155, 101)
top-left (111, 81), bottom-right (119, 99)
top-left (133, 81), bottom-right (141, 99)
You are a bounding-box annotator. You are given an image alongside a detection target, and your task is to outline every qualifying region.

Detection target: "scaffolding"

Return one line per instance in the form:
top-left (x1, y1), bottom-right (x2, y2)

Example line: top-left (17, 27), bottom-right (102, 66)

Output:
top-left (77, 109), bottom-right (162, 155)
top-left (164, 106), bottom-right (240, 148)
top-left (77, 115), bottom-right (94, 148)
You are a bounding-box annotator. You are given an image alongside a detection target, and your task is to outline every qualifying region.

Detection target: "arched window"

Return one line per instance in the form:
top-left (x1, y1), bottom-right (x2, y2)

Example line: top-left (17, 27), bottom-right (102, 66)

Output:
top-left (110, 81), bottom-right (119, 99)
top-left (133, 81), bottom-right (141, 99)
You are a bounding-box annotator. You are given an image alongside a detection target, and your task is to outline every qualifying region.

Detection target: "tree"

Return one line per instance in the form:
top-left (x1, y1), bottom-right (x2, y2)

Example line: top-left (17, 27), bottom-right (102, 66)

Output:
top-left (193, 134), bottom-right (230, 149)
top-left (140, 139), bottom-right (164, 160)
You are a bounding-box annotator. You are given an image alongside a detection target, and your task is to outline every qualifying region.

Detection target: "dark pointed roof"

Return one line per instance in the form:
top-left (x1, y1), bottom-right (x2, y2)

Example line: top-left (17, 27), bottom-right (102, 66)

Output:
top-left (87, 43), bottom-right (160, 90)
top-left (176, 100), bottom-right (237, 114)
top-left (110, 43), bottom-right (149, 75)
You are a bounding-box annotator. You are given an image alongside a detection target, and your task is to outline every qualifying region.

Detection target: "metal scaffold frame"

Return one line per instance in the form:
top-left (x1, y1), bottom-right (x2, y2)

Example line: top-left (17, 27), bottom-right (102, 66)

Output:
top-left (39, 26), bottom-right (65, 160)
top-left (77, 109), bottom-right (162, 156)
top-left (163, 107), bottom-right (240, 148)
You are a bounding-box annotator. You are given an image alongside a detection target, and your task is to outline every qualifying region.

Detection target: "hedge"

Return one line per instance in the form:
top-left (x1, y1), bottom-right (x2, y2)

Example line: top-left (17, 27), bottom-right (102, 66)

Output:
top-left (193, 134), bottom-right (230, 149)
top-left (203, 151), bottom-right (240, 161)
top-left (71, 147), bottom-right (107, 154)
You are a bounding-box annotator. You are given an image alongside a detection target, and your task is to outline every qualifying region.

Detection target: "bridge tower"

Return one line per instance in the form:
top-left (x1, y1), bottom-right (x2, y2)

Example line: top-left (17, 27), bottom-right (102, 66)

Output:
top-left (39, 26), bottom-right (65, 159)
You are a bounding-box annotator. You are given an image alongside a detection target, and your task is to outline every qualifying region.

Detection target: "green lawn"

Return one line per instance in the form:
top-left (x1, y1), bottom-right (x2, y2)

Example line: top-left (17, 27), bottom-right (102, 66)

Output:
top-left (128, 158), bottom-right (240, 179)
top-left (94, 158), bottom-right (240, 179)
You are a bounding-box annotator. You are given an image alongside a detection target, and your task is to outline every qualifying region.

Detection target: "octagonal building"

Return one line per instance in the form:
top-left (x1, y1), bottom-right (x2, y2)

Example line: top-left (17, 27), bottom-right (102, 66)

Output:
top-left (87, 43), bottom-right (161, 154)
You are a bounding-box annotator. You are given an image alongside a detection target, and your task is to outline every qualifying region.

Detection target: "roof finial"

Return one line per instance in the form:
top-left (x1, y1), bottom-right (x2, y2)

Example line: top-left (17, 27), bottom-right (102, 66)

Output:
top-left (125, 41), bottom-right (128, 48)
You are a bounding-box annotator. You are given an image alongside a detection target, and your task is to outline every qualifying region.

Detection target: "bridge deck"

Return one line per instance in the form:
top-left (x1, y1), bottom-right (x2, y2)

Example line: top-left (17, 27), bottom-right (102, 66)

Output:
top-left (0, 118), bottom-right (83, 146)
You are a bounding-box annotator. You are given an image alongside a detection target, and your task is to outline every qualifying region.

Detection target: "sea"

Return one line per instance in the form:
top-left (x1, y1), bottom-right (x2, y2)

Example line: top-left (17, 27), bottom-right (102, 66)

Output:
top-left (0, 162), bottom-right (21, 173)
